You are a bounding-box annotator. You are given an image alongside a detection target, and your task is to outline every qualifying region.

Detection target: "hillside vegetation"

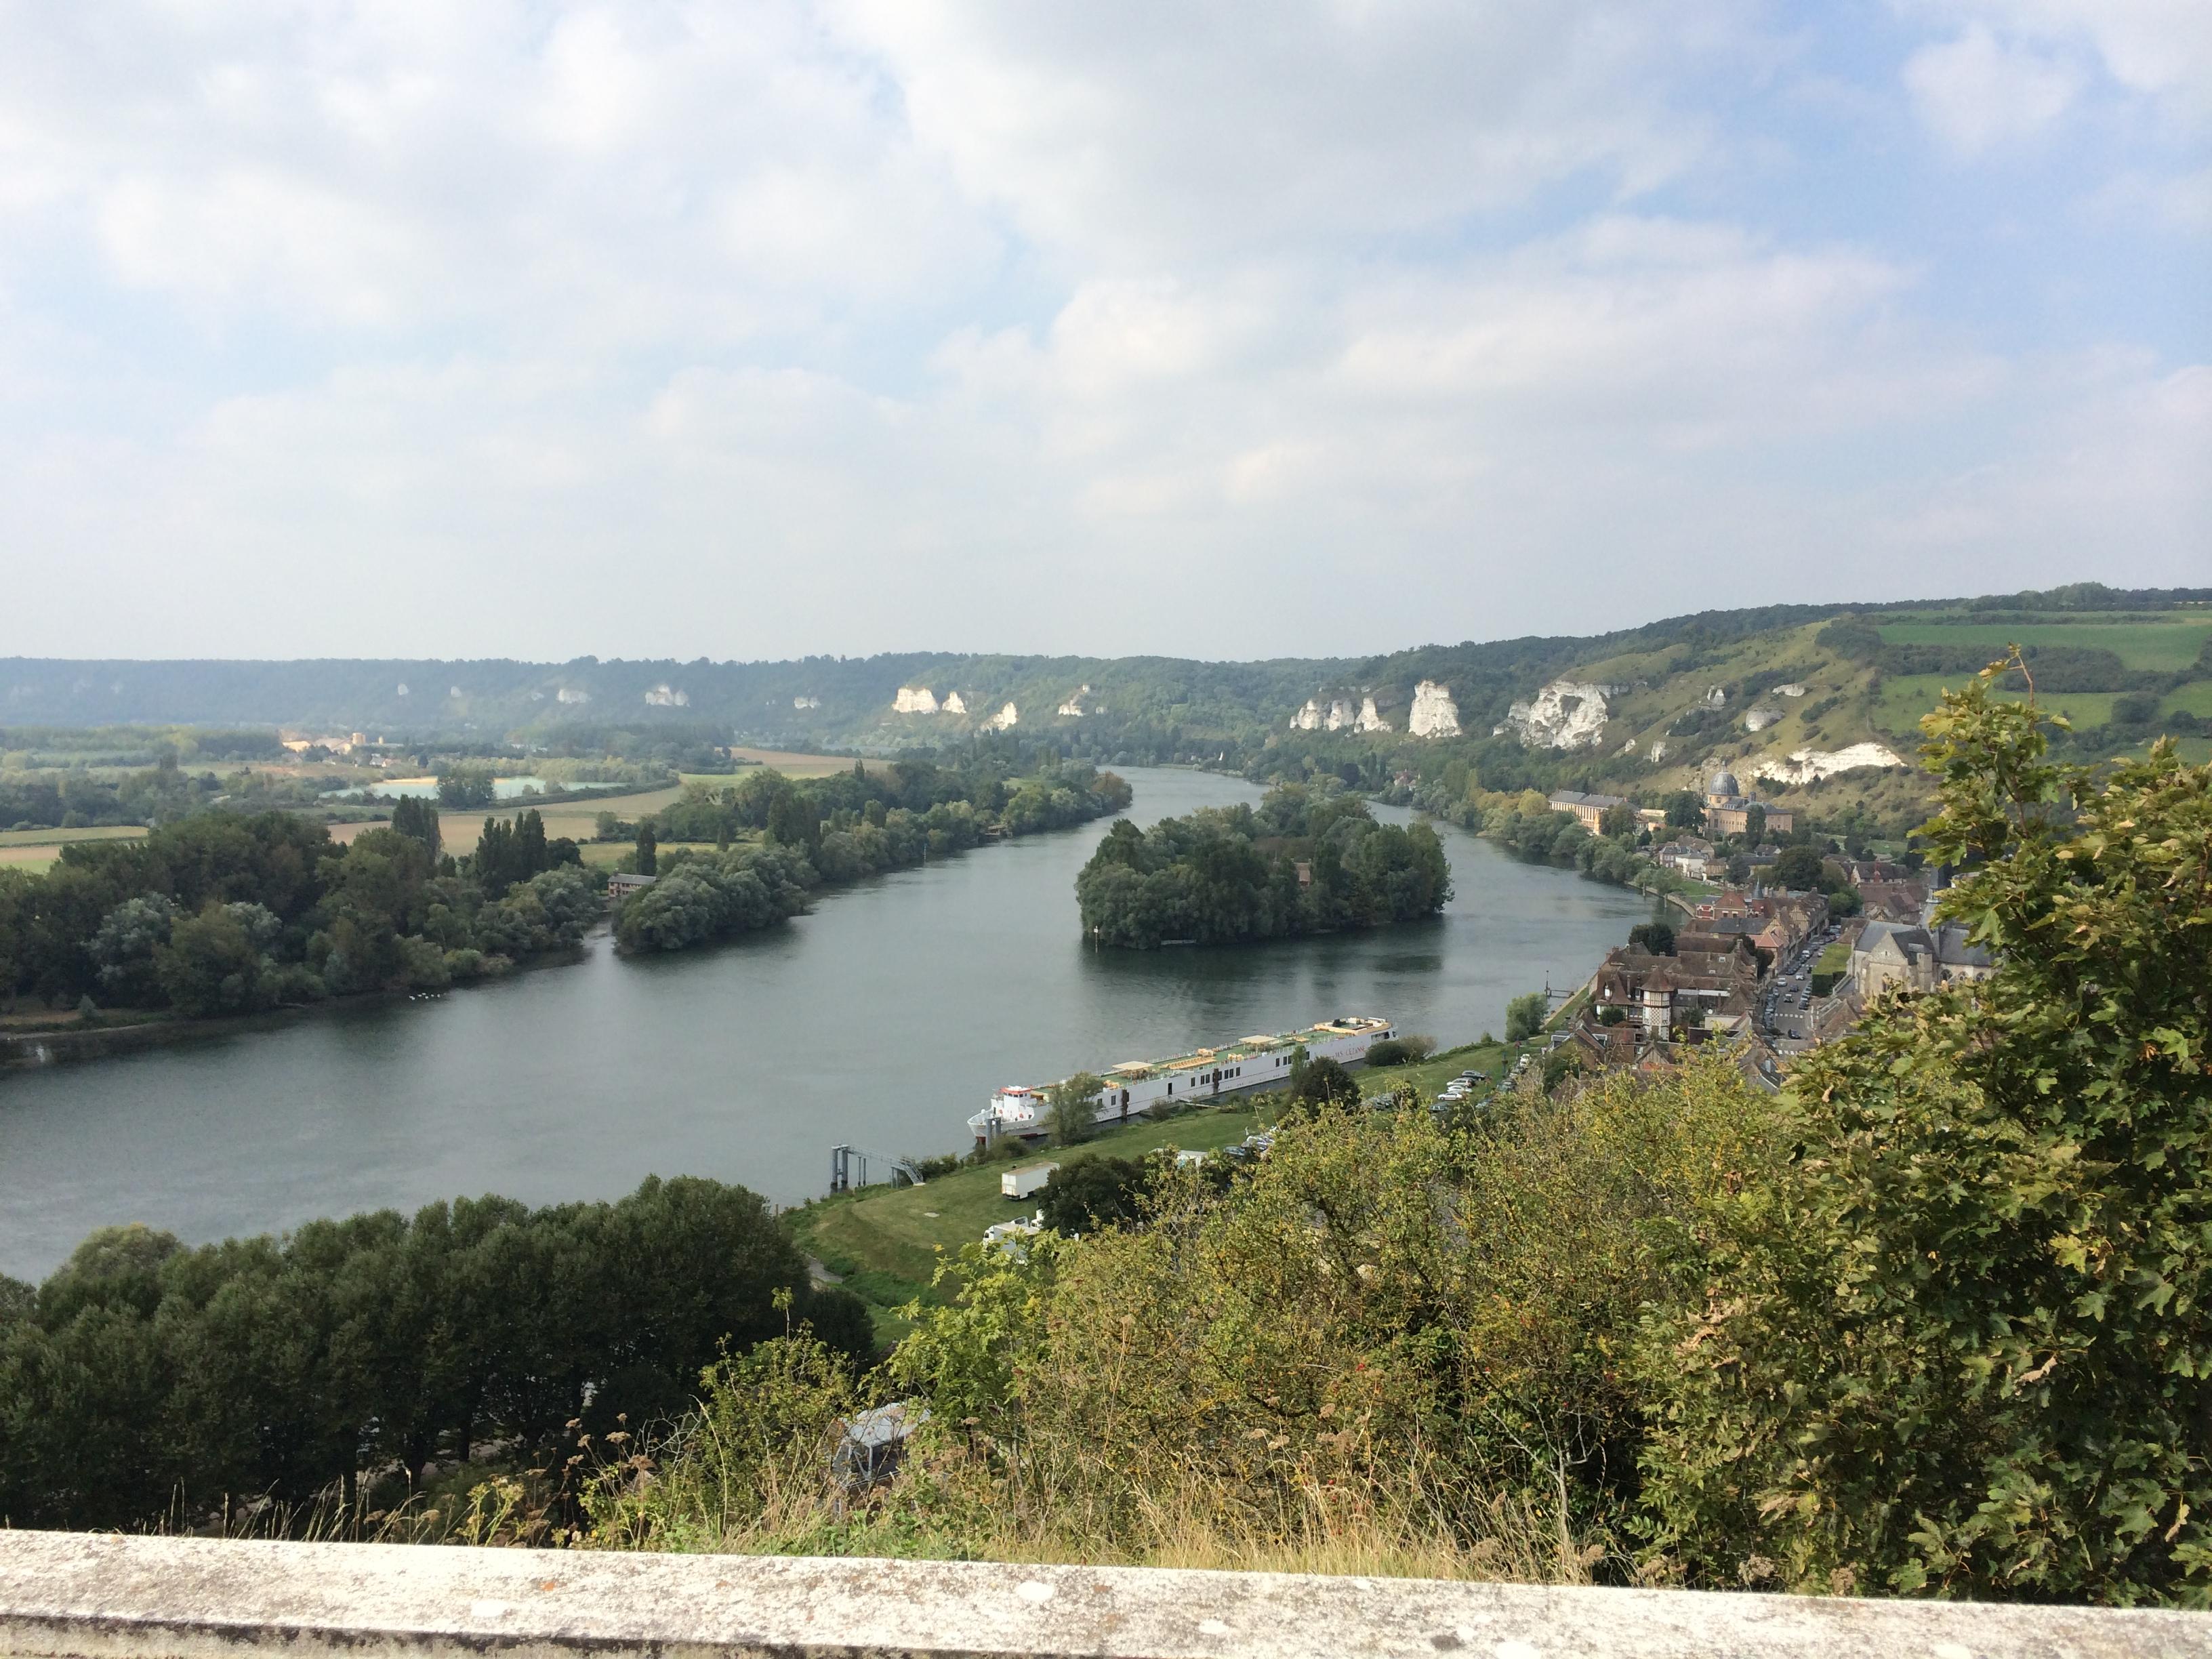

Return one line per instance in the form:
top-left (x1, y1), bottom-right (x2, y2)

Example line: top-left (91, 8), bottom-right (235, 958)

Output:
top-left (4, 583), bottom-right (2206, 838)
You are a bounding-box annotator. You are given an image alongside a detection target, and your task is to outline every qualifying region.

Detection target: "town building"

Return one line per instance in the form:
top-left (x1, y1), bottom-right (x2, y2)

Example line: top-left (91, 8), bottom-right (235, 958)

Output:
top-left (1546, 790), bottom-right (1631, 834)
top-left (1850, 918), bottom-right (1995, 999)
top-left (1701, 769), bottom-right (1795, 838)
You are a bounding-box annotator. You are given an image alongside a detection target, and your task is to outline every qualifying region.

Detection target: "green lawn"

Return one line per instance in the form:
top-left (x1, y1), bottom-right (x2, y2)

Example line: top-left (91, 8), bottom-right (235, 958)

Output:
top-left (1878, 617), bottom-right (2212, 672)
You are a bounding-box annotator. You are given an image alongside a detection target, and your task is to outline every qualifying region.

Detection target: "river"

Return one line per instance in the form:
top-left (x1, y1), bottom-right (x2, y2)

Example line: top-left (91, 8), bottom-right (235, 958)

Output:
top-left (0, 769), bottom-right (1649, 1281)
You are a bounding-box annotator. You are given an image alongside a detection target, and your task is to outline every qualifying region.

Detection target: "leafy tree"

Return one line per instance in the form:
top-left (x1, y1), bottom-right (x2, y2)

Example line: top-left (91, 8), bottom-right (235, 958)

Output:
top-left (1039, 1156), bottom-right (1147, 1235)
top-left (389, 796), bottom-right (442, 857)
top-left (89, 895), bottom-right (175, 1006)
top-left (1600, 803), bottom-right (1640, 840)
top-left (635, 821), bottom-right (658, 877)
top-left (1643, 663), bottom-right (2212, 1603)
top-left (1504, 991), bottom-right (1548, 1043)
top-left (1664, 790), bottom-right (1707, 830)
top-left (155, 901), bottom-right (270, 1017)
top-left (435, 765), bottom-right (497, 810)
top-left (1288, 1054), bottom-right (1360, 1113)
top-left (1628, 921), bottom-right (1676, 956)
top-left (1744, 804), bottom-right (1767, 845)
top-left (1769, 844), bottom-right (1828, 892)
top-left (1046, 1071), bottom-right (1105, 1147)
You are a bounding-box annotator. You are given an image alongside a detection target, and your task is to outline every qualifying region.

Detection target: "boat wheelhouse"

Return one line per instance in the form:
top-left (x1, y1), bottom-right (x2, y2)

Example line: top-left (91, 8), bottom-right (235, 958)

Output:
top-left (967, 1015), bottom-right (1395, 1145)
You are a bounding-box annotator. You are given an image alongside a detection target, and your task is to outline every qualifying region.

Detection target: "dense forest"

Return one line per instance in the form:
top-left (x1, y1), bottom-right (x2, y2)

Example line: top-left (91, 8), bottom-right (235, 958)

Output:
top-left (1074, 783), bottom-right (1451, 949)
top-left (617, 758), bottom-right (1132, 954)
top-left (0, 1177), bottom-right (866, 1531)
top-left (0, 800), bottom-right (595, 1017)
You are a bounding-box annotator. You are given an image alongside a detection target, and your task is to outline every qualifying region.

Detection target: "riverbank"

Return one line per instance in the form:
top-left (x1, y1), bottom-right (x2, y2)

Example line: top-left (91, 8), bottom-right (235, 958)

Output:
top-left (788, 1037), bottom-right (1521, 1345)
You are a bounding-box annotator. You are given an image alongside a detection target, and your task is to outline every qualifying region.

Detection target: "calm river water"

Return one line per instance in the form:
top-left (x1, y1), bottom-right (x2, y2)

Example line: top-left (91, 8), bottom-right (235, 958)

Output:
top-left (0, 769), bottom-right (1649, 1280)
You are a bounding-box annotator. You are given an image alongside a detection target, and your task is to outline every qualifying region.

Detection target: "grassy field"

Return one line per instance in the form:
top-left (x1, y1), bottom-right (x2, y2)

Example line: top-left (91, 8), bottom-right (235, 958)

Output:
top-left (792, 1040), bottom-right (1517, 1343)
top-left (692, 747), bottom-right (885, 781)
top-left (1878, 617), bottom-right (2212, 672)
top-left (0, 823), bottom-right (151, 874)
top-left (0, 823), bottom-right (152, 847)
top-left (329, 784), bottom-right (687, 855)
top-left (1873, 675), bottom-right (2128, 737)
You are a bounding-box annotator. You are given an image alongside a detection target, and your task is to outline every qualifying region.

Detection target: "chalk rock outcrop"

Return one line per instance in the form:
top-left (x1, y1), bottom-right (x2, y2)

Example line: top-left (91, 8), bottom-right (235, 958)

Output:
top-left (1057, 686), bottom-right (1091, 718)
top-left (644, 684), bottom-right (689, 707)
top-left (1774, 683), bottom-right (1807, 698)
top-left (1502, 680), bottom-right (1617, 750)
top-left (557, 687), bottom-right (590, 705)
top-left (1765, 742), bottom-right (1906, 785)
top-left (982, 702), bottom-right (1019, 731)
top-left (1409, 680), bottom-right (1462, 739)
top-left (1744, 708), bottom-right (1783, 733)
top-left (1648, 740), bottom-right (1668, 762)
top-left (792, 696), bottom-right (820, 710)
top-left (893, 687), bottom-right (939, 714)
top-left (942, 692), bottom-right (968, 716)
top-left (1355, 695), bottom-right (1391, 733)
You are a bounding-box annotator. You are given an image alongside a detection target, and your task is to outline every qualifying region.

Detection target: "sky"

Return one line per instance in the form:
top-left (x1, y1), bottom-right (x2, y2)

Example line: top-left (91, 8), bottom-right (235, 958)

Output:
top-left (1, 1), bottom-right (2206, 664)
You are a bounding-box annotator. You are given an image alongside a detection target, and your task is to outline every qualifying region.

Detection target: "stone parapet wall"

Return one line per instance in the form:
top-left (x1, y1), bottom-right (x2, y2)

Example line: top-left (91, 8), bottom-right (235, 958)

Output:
top-left (1, 1531), bottom-right (2205, 1659)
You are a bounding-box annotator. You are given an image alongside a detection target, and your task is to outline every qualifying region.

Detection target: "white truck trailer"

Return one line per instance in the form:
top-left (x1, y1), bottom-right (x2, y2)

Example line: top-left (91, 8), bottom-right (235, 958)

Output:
top-left (1001, 1162), bottom-right (1059, 1200)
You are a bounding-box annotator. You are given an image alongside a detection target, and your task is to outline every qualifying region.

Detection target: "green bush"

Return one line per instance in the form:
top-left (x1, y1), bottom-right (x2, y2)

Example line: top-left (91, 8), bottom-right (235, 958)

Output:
top-left (1639, 665), bottom-right (2212, 1604)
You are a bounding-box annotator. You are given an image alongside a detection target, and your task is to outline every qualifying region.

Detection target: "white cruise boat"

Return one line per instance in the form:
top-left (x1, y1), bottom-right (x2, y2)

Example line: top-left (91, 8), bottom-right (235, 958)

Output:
top-left (967, 1015), bottom-right (1395, 1145)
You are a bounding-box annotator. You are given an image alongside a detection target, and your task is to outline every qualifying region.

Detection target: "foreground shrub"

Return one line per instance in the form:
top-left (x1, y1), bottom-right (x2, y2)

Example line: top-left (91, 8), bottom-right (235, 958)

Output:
top-left (1639, 664), bottom-right (2212, 1604)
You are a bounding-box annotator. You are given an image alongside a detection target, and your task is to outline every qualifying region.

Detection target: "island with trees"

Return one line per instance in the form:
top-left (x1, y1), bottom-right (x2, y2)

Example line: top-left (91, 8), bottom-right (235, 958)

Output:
top-left (1073, 783), bottom-right (1451, 949)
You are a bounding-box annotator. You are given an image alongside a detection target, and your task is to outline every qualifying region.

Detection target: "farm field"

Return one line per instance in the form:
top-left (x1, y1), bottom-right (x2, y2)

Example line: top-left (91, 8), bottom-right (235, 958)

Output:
top-left (1878, 616), bottom-right (2212, 671)
top-left (0, 823), bottom-right (150, 873)
top-left (0, 824), bottom-right (152, 847)
top-left (1873, 676), bottom-right (2129, 737)
top-left (687, 746), bottom-right (883, 783)
top-left (329, 784), bottom-right (686, 855)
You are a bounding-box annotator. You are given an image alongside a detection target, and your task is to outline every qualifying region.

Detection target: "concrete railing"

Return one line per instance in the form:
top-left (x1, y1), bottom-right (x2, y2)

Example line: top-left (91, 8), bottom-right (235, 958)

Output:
top-left (2, 1531), bottom-right (2207, 1658)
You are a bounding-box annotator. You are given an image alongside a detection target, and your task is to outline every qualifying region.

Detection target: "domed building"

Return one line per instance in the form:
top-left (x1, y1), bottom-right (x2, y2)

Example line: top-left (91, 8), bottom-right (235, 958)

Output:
top-left (1701, 765), bottom-right (1793, 838)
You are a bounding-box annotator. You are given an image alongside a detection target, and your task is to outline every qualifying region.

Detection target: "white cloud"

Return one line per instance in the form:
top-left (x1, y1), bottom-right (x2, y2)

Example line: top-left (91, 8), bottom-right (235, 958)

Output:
top-left (0, 1), bottom-right (2200, 661)
top-left (1899, 1), bottom-right (2212, 129)
top-left (830, 0), bottom-right (1761, 267)
top-left (1904, 25), bottom-right (2080, 154)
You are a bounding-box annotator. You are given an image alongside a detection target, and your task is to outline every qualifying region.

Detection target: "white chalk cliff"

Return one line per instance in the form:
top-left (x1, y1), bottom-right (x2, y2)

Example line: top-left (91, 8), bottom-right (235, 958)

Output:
top-left (1408, 680), bottom-right (1461, 739)
top-left (644, 684), bottom-right (689, 707)
top-left (1057, 685), bottom-right (1091, 718)
top-left (982, 702), bottom-right (1019, 731)
top-left (943, 692), bottom-right (968, 716)
top-left (792, 696), bottom-right (820, 710)
top-left (1502, 680), bottom-right (1615, 750)
top-left (557, 687), bottom-right (590, 704)
top-left (1765, 742), bottom-right (1906, 785)
top-left (1744, 708), bottom-right (1783, 733)
top-left (893, 687), bottom-right (939, 714)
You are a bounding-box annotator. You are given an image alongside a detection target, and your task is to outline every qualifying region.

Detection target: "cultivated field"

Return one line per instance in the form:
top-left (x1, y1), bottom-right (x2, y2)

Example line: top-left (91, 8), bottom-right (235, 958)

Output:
top-left (1878, 615), bottom-right (2212, 671)
top-left (329, 785), bottom-right (687, 855)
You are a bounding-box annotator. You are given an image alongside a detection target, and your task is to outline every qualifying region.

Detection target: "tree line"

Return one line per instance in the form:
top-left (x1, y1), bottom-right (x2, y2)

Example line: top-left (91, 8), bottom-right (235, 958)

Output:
top-left (615, 760), bottom-right (1133, 956)
top-left (1074, 783), bottom-right (1452, 949)
top-left (0, 802), bottom-right (598, 1018)
top-left (0, 1177), bottom-right (868, 1531)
